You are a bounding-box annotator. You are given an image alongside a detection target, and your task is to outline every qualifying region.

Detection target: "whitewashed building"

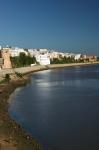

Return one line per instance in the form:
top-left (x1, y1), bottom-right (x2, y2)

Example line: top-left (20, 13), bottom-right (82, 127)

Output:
top-left (49, 51), bottom-right (60, 60)
top-left (35, 54), bottom-right (50, 65)
top-left (74, 54), bottom-right (81, 60)
top-left (39, 49), bottom-right (48, 54)
top-left (9, 47), bottom-right (28, 57)
top-left (28, 49), bottom-right (40, 57)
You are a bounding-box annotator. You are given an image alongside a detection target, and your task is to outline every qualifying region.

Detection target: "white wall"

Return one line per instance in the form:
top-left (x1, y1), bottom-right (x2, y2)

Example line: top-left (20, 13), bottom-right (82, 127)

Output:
top-left (74, 54), bottom-right (81, 60)
top-left (36, 54), bottom-right (50, 65)
top-left (10, 48), bottom-right (28, 57)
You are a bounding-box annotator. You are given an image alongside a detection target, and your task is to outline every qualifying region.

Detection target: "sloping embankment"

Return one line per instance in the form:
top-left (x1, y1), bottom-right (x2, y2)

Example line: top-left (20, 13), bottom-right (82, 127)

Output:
top-left (0, 79), bottom-right (44, 150)
top-left (0, 62), bottom-right (99, 78)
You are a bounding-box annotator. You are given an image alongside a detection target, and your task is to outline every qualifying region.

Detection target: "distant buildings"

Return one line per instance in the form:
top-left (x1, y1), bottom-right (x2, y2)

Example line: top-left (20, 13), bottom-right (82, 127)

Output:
top-left (49, 51), bottom-right (60, 60)
top-left (28, 49), bottom-right (39, 57)
top-left (28, 48), bottom-right (50, 65)
top-left (9, 47), bottom-right (28, 57)
top-left (74, 54), bottom-right (81, 60)
top-left (81, 55), bottom-right (97, 62)
top-left (35, 54), bottom-right (50, 65)
top-left (0, 45), bottom-right (97, 69)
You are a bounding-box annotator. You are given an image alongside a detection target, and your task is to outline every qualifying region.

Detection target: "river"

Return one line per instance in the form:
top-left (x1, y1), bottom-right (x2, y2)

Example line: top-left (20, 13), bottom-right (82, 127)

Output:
top-left (9, 64), bottom-right (99, 150)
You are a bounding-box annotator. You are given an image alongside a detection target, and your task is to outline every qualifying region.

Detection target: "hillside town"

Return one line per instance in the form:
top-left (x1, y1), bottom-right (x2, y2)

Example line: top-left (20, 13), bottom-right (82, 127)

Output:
top-left (0, 45), bottom-right (97, 69)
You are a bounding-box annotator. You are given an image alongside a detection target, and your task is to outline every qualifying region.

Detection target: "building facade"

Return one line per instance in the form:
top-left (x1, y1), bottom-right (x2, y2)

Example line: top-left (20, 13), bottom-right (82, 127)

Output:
top-left (35, 54), bottom-right (50, 65)
top-left (2, 49), bottom-right (12, 69)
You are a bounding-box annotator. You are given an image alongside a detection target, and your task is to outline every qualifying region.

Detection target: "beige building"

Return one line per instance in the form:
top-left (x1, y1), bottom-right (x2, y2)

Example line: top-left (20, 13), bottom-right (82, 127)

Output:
top-left (2, 49), bottom-right (12, 69)
top-left (81, 55), bottom-right (97, 62)
top-left (86, 55), bottom-right (97, 62)
top-left (49, 52), bottom-right (60, 60)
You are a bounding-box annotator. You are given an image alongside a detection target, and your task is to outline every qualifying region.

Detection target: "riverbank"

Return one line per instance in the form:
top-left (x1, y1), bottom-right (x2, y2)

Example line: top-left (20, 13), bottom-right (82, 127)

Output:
top-left (0, 78), bottom-right (44, 150)
top-left (0, 62), bottom-right (99, 150)
top-left (0, 62), bottom-right (99, 78)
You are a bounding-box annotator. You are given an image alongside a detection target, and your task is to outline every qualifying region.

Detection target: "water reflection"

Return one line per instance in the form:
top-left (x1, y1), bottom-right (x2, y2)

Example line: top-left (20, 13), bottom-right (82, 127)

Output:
top-left (9, 65), bottom-right (99, 150)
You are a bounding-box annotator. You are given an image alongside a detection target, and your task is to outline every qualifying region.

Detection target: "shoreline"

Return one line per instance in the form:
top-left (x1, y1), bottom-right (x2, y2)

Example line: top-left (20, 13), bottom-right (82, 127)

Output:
top-left (0, 62), bottom-right (99, 150)
top-left (47, 61), bottom-right (99, 69)
top-left (0, 78), bottom-right (44, 150)
top-left (0, 62), bottom-right (99, 78)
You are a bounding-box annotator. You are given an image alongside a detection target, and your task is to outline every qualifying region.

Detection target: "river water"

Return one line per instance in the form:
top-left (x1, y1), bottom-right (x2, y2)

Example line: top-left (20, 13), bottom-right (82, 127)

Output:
top-left (9, 64), bottom-right (99, 150)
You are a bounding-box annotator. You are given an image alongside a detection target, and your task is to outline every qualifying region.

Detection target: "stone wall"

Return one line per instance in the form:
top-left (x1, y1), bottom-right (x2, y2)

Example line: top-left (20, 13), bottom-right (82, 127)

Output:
top-left (2, 50), bottom-right (12, 69)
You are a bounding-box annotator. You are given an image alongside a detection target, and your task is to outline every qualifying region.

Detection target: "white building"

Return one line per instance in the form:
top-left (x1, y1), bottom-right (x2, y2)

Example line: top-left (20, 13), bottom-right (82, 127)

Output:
top-left (49, 51), bottom-right (60, 60)
top-left (35, 54), bottom-right (50, 65)
top-left (28, 49), bottom-right (39, 57)
top-left (59, 52), bottom-right (65, 58)
top-left (74, 54), bottom-right (81, 60)
top-left (28, 49), bottom-right (49, 57)
top-left (9, 47), bottom-right (28, 57)
top-left (39, 49), bottom-right (48, 54)
top-left (64, 53), bottom-right (71, 58)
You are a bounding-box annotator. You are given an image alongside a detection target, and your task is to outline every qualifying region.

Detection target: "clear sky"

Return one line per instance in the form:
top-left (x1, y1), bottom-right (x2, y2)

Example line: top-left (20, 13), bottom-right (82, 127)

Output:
top-left (0, 0), bottom-right (99, 55)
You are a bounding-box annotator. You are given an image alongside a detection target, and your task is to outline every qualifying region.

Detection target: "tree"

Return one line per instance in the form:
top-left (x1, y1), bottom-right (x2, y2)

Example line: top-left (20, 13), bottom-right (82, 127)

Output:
top-left (11, 53), bottom-right (37, 68)
top-left (50, 56), bottom-right (76, 64)
top-left (97, 57), bottom-right (99, 61)
top-left (15, 72), bottom-right (23, 78)
top-left (19, 52), bottom-right (27, 66)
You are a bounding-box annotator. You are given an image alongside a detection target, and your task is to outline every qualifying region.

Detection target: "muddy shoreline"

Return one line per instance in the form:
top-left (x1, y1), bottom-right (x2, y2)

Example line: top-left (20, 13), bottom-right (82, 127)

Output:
top-left (0, 78), bottom-right (44, 150)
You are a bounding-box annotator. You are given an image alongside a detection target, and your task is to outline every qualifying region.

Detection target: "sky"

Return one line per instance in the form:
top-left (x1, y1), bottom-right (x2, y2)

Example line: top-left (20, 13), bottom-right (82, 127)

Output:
top-left (0, 0), bottom-right (99, 55)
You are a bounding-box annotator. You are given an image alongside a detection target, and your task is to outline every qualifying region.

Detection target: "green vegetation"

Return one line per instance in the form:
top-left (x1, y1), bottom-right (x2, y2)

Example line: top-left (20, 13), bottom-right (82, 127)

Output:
top-left (11, 52), bottom-right (36, 68)
top-left (15, 72), bottom-right (23, 78)
top-left (0, 79), bottom-right (5, 84)
top-left (4, 74), bottom-right (11, 83)
top-left (97, 57), bottom-right (99, 61)
top-left (50, 56), bottom-right (83, 64)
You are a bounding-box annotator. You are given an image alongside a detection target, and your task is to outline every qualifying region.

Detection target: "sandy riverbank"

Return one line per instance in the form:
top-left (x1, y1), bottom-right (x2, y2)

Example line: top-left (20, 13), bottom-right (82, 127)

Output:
top-left (0, 62), bottom-right (99, 78)
top-left (47, 62), bottom-right (99, 69)
top-left (0, 62), bottom-right (99, 150)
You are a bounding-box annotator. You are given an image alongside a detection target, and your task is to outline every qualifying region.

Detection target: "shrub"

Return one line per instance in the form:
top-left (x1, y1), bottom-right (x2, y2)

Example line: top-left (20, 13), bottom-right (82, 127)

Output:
top-left (15, 72), bottom-right (23, 78)
top-left (5, 74), bottom-right (11, 83)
